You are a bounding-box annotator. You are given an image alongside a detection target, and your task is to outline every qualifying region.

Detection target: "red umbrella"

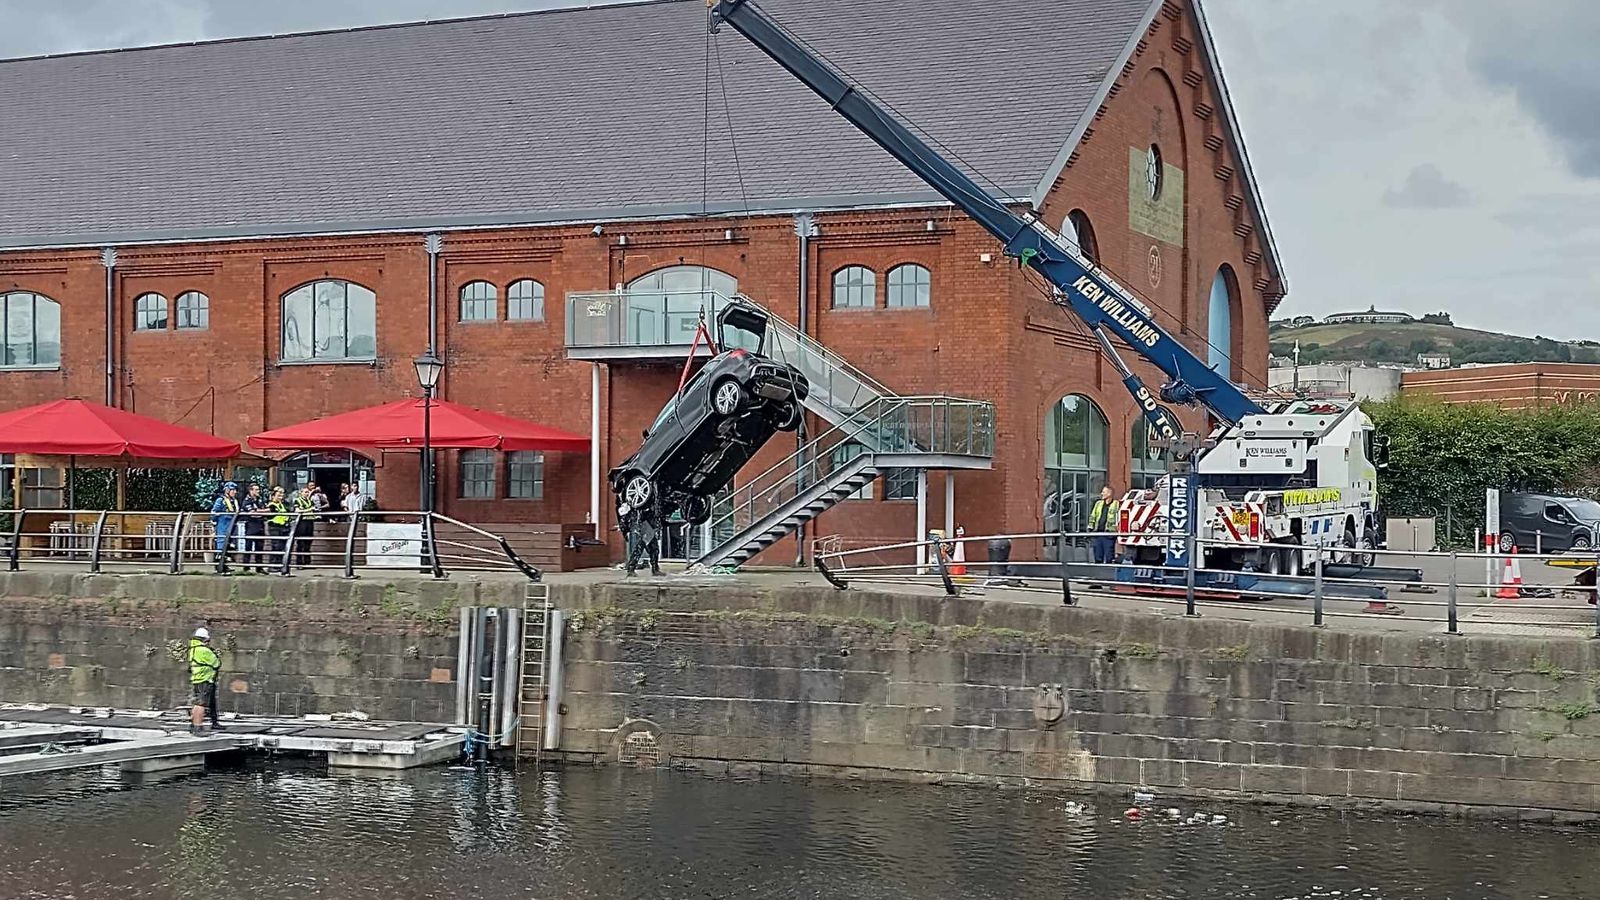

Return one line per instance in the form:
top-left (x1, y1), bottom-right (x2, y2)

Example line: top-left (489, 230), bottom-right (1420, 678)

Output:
top-left (0, 399), bottom-right (240, 459)
top-left (247, 398), bottom-right (589, 453)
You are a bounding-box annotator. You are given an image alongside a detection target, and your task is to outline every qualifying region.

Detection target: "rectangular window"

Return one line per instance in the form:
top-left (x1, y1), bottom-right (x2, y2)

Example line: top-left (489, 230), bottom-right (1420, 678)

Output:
top-left (508, 451), bottom-right (544, 499)
top-left (22, 466), bottom-right (64, 508)
top-left (884, 468), bottom-right (918, 501)
top-left (459, 450), bottom-right (497, 499)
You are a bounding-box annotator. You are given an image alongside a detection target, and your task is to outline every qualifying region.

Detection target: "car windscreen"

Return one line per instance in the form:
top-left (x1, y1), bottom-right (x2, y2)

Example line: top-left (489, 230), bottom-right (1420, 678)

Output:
top-left (1569, 499), bottom-right (1600, 521)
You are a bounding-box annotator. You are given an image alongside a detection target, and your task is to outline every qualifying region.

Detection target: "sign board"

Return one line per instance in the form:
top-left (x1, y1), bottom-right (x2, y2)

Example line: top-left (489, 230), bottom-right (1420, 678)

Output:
top-left (1165, 473), bottom-right (1195, 568)
top-left (366, 523), bottom-right (423, 568)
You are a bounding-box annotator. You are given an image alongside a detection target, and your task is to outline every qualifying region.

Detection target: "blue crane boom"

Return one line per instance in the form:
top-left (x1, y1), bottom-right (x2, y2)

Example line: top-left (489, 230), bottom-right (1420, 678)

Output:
top-left (708, 0), bottom-right (1266, 429)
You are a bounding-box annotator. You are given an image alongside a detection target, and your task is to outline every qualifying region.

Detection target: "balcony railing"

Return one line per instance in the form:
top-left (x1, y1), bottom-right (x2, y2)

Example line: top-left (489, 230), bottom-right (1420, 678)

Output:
top-left (566, 290), bottom-right (738, 357)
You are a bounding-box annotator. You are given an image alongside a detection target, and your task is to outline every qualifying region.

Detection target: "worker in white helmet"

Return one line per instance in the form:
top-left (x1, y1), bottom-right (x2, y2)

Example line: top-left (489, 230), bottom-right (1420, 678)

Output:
top-left (188, 626), bottom-right (222, 734)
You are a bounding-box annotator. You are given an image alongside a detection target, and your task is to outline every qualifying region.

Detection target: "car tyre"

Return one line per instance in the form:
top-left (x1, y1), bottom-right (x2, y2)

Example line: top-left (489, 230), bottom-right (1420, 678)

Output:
top-left (712, 378), bottom-right (747, 417)
top-left (1574, 534), bottom-right (1593, 553)
top-left (622, 472), bottom-right (653, 509)
top-left (1498, 530), bottom-right (1516, 554)
top-left (682, 495), bottom-right (711, 525)
top-left (770, 399), bottom-right (802, 432)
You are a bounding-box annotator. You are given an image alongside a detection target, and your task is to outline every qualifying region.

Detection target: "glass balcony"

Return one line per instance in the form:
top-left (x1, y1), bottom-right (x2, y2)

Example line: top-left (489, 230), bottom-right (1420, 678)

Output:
top-left (566, 290), bottom-right (734, 360)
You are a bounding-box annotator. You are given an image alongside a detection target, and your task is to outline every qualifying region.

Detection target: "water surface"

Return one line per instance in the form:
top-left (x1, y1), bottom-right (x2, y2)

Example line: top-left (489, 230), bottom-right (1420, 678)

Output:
top-left (0, 764), bottom-right (1592, 899)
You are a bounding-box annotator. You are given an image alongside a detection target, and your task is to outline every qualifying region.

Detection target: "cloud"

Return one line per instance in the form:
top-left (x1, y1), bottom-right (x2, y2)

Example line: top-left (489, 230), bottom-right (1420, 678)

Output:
top-left (1460, 0), bottom-right (1600, 178)
top-left (1381, 163), bottom-right (1471, 209)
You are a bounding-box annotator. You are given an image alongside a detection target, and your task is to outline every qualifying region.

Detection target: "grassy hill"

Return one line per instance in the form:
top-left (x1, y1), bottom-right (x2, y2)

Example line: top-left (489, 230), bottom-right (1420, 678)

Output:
top-left (1269, 321), bottom-right (1600, 366)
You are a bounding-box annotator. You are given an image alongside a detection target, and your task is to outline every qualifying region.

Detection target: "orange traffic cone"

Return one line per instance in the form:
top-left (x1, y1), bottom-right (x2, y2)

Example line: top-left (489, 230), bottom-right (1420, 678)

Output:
top-left (1496, 546), bottom-right (1523, 599)
top-left (949, 527), bottom-right (967, 577)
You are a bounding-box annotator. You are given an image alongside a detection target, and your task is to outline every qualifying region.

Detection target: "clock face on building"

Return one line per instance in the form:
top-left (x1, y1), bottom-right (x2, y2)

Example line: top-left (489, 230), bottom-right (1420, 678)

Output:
top-left (1146, 144), bottom-right (1163, 200)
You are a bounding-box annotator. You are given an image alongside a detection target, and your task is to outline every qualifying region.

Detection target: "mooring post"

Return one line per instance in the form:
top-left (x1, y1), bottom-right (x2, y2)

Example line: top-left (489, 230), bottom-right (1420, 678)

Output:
top-left (1447, 550), bottom-right (1459, 635)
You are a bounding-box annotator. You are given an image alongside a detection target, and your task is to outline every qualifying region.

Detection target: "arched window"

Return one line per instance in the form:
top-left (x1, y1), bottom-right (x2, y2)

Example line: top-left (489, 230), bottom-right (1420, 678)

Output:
top-left (280, 280), bottom-right (377, 362)
top-left (0, 291), bottom-right (61, 368)
top-left (176, 291), bottom-right (210, 330)
top-left (625, 265), bottom-right (738, 345)
top-left (1130, 419), bottom-right (1168, 490)
top-left (133, 293), bottom-right (169, 331)
top-left (886, 264), bottom-right (931, 308)
top-left (1063, 209), bottom-right (1099, 264)
top-left (459, 281), bottom-right (497, 322)
top-left (1208, 265), bottom-right (1237, 379)
top-left (507, 279), bottom-right (545, 321)
top-left (831, 266), bottom-right (875, 309)
top-left (1043, 394), bottom-right (1108, 560)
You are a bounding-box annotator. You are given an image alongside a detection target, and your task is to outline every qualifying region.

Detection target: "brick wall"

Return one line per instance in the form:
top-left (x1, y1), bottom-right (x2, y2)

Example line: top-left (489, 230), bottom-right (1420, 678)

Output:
top-left (1403, 363), bottom-right (1600, 409)
top-left (0, 2), bottom-right (1277, 558)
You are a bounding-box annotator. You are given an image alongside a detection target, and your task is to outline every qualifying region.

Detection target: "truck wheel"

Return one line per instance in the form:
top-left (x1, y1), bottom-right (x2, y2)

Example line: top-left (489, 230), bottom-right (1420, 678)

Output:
top-left (1498, 531), bottom-right (1516, 554)
top-left (1357, 532), bottom-right (1377, 568)
top-left (1260, 547), bottom-right (1284, 576)
top-left (712, 379), bottom-right (747, 417)
top-left (1284, 545), bottom-right (1303, 578)
top-left (623, 473), bottom-right (653, 509)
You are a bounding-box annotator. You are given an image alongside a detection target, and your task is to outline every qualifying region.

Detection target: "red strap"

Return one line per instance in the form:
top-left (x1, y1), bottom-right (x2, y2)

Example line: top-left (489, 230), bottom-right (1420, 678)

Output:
top-left (676, 319), bottom-right (719, 395)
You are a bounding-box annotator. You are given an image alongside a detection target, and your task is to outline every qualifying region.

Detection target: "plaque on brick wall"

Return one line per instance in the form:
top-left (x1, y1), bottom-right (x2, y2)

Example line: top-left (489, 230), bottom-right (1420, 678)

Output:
top-left (1128, 146), bottom-right (1185, 246)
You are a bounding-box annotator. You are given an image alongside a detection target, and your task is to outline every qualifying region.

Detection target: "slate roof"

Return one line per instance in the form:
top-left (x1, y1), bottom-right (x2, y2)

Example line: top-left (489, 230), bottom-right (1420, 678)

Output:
top-left (0, 0), bottom-right (1165, 249)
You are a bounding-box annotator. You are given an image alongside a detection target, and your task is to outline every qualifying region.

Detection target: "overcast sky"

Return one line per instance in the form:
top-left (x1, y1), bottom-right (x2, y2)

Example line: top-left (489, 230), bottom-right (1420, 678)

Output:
top-left (2, 0), bottom-right (1596, 338)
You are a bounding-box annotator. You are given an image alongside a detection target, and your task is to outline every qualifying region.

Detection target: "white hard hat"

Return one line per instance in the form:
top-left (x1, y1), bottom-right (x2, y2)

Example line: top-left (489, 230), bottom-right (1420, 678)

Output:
top-left (194, 627), bottom-right (210, 640)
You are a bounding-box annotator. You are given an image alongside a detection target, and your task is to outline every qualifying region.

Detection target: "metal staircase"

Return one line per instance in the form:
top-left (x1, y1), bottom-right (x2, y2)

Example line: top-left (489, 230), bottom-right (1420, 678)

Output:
top-left (692, 394), bottom-right (992, 568)
top-left (515, 583), bottom-right (552, 765)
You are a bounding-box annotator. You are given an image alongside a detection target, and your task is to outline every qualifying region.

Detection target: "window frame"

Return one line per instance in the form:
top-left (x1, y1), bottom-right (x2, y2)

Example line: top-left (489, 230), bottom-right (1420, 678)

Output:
top-left (279, 279), bottom-right (377, 364)
top-left (133, 293), bottom-right (169, 332)
top-left (885, 263), bottom-right (932, 309)
top-left (459, 280), bottom-right (498, 323)
top-left (830, 265), bottom-right (876, 310)
top-left (508, 451), bottom-right (545, 500)
top-left (176, 291), bottom-right (210, 330)
top-left (883, 468), bottom-right (918, 501)
top-left (506, 279), bottom-right (545, 322)
top-left (0, 291), bottom-right (63, 370)
top-left (458, 449), bottom-right (498, 499)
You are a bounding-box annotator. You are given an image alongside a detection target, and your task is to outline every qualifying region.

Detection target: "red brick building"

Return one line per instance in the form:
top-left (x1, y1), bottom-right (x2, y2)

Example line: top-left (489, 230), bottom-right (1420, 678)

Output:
top-left (0, 0), bottom-right (1283, 562)
top-left (1402, 363), bottom-right (1600, 409)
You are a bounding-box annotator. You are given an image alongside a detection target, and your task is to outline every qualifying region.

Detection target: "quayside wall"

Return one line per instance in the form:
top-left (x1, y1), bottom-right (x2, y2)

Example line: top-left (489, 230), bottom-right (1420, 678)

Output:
top-left (5, 570), bottom-right (1600, 818)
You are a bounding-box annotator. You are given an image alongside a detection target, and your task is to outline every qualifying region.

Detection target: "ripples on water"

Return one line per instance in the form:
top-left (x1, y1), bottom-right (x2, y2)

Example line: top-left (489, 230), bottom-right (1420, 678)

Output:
top-left (0, 762), bottom-right (1594, 900)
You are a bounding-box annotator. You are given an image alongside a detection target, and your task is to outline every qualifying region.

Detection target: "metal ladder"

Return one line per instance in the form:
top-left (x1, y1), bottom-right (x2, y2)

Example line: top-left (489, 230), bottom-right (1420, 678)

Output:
top-left (515, 583), bottom-right (552, 766)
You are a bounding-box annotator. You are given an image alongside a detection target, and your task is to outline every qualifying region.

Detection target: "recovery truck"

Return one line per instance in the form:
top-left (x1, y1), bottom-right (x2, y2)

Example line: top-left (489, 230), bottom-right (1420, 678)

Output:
top-left (708, 0), bottom-right (1408, 601)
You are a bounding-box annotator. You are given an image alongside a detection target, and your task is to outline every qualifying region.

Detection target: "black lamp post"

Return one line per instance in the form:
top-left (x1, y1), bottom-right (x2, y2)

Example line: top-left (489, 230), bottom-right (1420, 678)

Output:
top-left (414, 353), bottom-right (444, 512)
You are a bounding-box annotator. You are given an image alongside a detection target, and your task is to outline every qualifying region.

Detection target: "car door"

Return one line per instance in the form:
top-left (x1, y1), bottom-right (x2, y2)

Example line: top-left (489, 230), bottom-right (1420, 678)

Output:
top-left (1543, 501), bottom-right (1576, 552)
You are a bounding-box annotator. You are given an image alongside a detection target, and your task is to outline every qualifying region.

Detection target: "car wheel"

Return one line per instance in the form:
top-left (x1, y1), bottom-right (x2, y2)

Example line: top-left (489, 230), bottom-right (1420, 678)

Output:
top-left (712, 379), bottom-right (747, 417)
top-left (623, 473), bottom-right (653, 509)
top-left (682, 495), bottom-right (710, 525)
top-left (770, 399), bottom-right (802, 432)
top-left (1498, 531), bottom-right (1516, 554)
top-left (1574, 534), bottom-right (1593, 552)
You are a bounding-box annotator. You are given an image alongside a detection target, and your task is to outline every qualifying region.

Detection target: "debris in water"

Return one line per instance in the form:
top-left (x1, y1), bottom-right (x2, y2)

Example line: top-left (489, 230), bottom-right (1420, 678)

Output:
top-left (1133, 791), bottom-right (1155, 805)
top-left (1210, 814), bottom-right (1228, 825)
top-left (1124, 807), bottom-right (1144, 820)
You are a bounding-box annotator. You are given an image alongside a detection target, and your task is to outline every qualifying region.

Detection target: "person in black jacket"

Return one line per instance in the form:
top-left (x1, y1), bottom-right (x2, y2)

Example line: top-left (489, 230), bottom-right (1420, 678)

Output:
top-left (239, 483), bottom-right (269, 574)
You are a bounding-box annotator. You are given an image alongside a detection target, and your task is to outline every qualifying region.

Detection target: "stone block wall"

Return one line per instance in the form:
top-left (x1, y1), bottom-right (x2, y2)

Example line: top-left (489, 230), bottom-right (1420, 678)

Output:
top-left (556, 584), bottom-right (1600, 818)
top-left (0, 570), bottom-right (524, 722)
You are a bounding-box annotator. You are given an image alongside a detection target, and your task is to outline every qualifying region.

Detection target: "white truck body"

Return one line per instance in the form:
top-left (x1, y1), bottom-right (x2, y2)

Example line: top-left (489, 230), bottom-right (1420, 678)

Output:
top-left (1119, 399), bottom-right (1381, 572)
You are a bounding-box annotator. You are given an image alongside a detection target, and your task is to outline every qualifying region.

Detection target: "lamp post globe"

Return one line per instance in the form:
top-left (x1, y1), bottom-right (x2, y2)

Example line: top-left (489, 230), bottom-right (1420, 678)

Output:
top-left (414, 353), bottom-right (445, 512)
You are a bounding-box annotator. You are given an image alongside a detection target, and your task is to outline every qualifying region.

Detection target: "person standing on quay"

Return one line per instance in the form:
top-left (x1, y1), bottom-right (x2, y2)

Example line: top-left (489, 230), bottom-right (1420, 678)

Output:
top-left (239, 483), bottom-right (268, 574)
top-left (291, 484), bottom-right (318, 568)
top-left (187, 626), bottom-right (222, 735)
top-left (1088, 484), bottom-right (1120, 567)
top-left (265, 486), bottom-right (292, 570)
top-left (209, 481), bottom-right (240, 575)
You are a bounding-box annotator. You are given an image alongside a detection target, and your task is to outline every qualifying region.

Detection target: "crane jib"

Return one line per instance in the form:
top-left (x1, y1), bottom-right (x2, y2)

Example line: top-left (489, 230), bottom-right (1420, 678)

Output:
top-left (1067, 274), bottom-right (1163, 349)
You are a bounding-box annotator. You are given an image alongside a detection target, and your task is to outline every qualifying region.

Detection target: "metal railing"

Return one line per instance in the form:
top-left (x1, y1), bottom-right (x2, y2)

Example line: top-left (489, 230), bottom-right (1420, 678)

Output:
top-left (0, 509), bottom-right (541, 581)
top-left (814, 530), bottom-right (1600, 637)
top-left (697, 396), bottom-right (995, 555)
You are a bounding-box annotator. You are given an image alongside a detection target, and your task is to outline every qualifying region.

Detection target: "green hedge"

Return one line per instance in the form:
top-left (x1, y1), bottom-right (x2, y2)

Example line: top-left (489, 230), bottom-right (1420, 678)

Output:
top-left (1365, 396), bottom-right (1600, 542)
